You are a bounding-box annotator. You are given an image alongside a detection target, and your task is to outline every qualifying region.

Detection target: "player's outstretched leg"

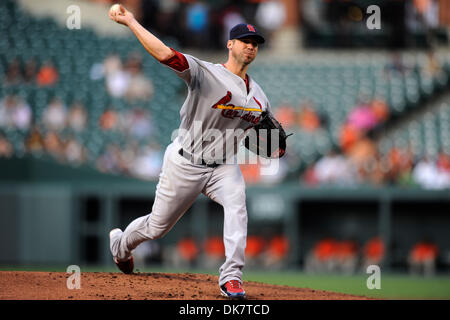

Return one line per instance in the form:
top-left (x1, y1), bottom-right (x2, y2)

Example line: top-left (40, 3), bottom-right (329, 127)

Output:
top-left (109, 140), bottom-right (210, 273)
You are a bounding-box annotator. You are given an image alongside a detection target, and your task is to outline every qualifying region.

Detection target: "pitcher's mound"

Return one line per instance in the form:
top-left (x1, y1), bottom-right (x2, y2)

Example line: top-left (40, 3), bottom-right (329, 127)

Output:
top-left (0, 271), bottom-right (371, 300)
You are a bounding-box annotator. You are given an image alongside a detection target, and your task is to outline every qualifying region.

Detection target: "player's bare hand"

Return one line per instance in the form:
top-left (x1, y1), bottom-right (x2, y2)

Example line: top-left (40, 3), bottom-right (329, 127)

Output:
top-left (109, 4), bottom-right (134, 27)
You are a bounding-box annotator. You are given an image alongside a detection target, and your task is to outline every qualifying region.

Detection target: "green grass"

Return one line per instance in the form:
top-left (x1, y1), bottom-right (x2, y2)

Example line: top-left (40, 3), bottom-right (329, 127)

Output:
top-left (1, 265), bottom-right (449, 300)
top-left (242, 271), bottom-right (450, 300)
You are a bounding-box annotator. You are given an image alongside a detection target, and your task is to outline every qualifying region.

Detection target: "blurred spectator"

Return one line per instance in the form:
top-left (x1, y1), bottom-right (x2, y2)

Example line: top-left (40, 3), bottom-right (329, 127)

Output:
top-left (313, 150), bottom-right (357, 186)
top-left (263, 234), bottom-right (290, 270)
top-left (363, 152), bottom-right (388, 186)
top-left (302, 164), bottom-right (319, 186)
top-left (221, 5), bottom-right (246, 44)
top-left (43, 131), bottom-right (64, 160)
top-left (102, 53), bottom-right (155, 101)
top-left (64, 137), bottom-right (87, 165)
top-left (302, 0), bottom-right (326, 32)
top-left (25, 126), bottom-right (45, 154)
top-left (339, 123), bottom-right (361, 153)
top-left (437, 151), bottom-right (450, 173)
top-left (245, 235), bottom-right (266, 268)
top-left (128, 108), bottom-right (154, 139)
top-left (119, 140), bottom-right (139, 173)
top-left (185, 1), bottom-right (210, 48)
top-left (348, 102), bottom-right (378, 132)
top-left (306, 238), bottom-right (361, 274)
top-left (361, 237), bottom-right (385, 271)
top-left (297, 102), bottom-right (321, 132)
top-left (385, 147), bottom-right (406, 184)
top-left (174, 235), bottom-right (199, 268)
top-left (104, 55), bottom-right (130, 98)
top-left (124, 53), bottom-right (154, 102)
top-left (23, 57), bottom-right (38, 84)
top-left (202, 235), bottom-right (225, 270)
top-left (0, 95), bottom-right (32, 131)
top-left (42, 98), bottom-right (67, 132)
top-left (3, 58), bottom-right (23, 86)
top-left (335, 240), bottom-right (358, 275)
top-left (408, 238), bottom-right (439, 277)
top-left (406, 0), bottom-right (439, 34)
top-left (96, 143), bottom-right (124, 174)
top-left (387, 147), bottom-right (415, 186)
top-left (0, 133), bottom-right (13, 158)
top-left (130, 144), bottom-right (163, 180)
top-left (304, 238), bottom-right (338, 273)
top-left (412, 155), bottom-right (449, 189)
top-left (0, 95), bottom-right (18, 129)
top-left (370, 99), bottom-right (389, 124)
top-left (255, 0), bottom-right (286, 46)
top-left (347, 137), bottom-right (377, 177)
top-left (423, 51), bottom-right (443, 77)
top-left (99, 108), bottom-right (119, 131)
top-left (274, 103), bottom-right (297, 129)
top-left (67, 102), bottom-right (88, 132)
top-left (36, 61), bottom-right (59, 87)
top-left (89, 61), bottom-right (105, 81)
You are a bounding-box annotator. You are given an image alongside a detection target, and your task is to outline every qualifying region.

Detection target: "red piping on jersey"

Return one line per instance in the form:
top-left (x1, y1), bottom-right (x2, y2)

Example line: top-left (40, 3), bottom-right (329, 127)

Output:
top-left (161, 48), bottom-right (189, 72)
top-left (253, 96), bottom-right (262, 110)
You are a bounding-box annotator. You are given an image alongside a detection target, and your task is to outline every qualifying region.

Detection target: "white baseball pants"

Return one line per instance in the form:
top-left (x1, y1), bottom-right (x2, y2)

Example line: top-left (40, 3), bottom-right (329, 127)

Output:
top-left (111, 137), bottom-right (248, 286)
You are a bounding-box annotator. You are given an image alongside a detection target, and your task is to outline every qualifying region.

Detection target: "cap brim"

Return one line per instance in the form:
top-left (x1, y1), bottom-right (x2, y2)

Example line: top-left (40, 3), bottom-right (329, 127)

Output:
top-left (234, 33), bottom-right (265, 44)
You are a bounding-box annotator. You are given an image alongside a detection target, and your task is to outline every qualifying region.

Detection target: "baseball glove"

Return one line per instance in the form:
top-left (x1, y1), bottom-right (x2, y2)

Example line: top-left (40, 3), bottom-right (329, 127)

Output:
top-left (244, 111), bottom-right (292, 158)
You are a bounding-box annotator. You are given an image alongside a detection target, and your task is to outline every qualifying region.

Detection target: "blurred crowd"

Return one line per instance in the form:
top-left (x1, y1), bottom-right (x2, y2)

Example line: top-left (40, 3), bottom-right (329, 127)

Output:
top-left (2, 1), bottom-right (450, 189)
top-left (156, 232), bottom-right (290, 270)
top-left (121, 231), bottom-right (440, 275)
top-left (89, 0), bottom-right (289, 49)
top-left (90, 52), bottom-right (155, 102)
top-left (87, 0), bottom-right (450, 50)
top-left (303, 146), bottom-right (450, 190)
top-left (301, 96), bottom-right (450, 189)
top-left (0, 51), bottom-right (163, 181)
top-left (237, 91), bottom-right (450, 190)
top-left (305, 236), bottom-right (440, 276)
top-left (3, 57), bottom-right (59, 87)
top-left (2, 50), bottom-right (450, 189)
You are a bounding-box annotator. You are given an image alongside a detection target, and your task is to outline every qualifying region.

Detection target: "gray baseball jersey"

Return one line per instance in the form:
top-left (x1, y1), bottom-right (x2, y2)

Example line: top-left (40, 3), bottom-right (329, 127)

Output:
top-left (166, 52), bottom-right (271, 163)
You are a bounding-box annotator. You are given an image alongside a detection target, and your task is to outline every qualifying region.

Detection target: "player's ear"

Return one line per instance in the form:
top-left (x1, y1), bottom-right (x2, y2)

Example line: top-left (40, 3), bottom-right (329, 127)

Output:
top-left (227, 40), bottom-right (234, 50)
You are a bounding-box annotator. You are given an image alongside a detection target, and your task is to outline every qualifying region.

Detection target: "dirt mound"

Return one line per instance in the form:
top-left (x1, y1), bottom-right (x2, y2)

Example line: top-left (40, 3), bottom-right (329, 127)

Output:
top-left (0, 271), bottom-right (371, 300)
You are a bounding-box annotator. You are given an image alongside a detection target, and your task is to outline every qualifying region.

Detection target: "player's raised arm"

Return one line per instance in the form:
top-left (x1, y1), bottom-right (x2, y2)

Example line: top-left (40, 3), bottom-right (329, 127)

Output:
top-left (109, 4), bottom-right (174, 62)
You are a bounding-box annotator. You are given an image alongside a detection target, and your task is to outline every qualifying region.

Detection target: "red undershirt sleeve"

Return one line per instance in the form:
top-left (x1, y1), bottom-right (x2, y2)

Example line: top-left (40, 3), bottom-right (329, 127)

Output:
top-left (160, 48), bottom-right (189, 72)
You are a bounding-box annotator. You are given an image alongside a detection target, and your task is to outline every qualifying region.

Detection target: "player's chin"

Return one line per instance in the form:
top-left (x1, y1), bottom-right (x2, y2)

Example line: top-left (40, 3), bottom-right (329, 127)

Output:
top-left (243, 54), bottom-right (256, 64)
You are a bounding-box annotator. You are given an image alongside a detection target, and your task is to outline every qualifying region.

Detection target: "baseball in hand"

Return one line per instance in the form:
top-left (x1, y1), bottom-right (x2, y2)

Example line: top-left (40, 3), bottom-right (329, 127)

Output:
top-left (109, 4), bottom-right (123, 16)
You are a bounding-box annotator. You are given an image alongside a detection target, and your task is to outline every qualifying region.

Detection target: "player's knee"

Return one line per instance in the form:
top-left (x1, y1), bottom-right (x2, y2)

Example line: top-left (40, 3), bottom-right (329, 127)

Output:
top-left (143, 214), bottom-right (174, 240)
top-left (147, 226), bottom-right (169, 240)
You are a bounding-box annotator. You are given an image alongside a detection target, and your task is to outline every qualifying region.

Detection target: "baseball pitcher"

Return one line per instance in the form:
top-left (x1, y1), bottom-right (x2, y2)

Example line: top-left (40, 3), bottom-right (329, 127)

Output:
top-left (108, 4), bottom-right (287, 299)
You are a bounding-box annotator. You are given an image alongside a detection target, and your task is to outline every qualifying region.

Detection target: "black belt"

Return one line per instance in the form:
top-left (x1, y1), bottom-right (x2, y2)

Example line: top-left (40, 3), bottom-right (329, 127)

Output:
top-left (178, 148), bottom-right (222, 168)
